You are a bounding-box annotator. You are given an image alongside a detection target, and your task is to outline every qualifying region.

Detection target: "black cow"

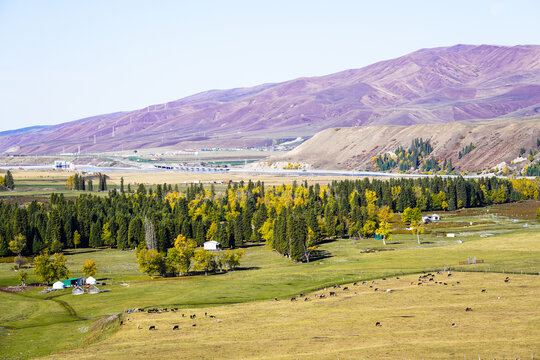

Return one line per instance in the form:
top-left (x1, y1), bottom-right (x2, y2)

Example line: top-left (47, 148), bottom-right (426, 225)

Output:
top-left (173, 325), bottom-right (179, 330)
top-left (149, 326), bottom-right (156, 330)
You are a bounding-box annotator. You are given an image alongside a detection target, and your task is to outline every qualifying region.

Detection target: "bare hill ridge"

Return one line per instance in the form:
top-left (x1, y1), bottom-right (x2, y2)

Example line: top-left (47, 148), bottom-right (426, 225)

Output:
top-left (274, 118), bottom-right (540, 171)
top-left (1, 44), bottom-right (540, 155)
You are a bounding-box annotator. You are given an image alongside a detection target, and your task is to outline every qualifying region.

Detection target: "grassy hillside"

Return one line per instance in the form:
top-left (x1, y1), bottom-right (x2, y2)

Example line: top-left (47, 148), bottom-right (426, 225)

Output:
top-left (274, 118), bottom-right (540, 172)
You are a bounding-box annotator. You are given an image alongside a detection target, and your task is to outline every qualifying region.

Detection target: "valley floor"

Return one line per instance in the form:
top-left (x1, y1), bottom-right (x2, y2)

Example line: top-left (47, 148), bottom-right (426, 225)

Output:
top-left (45, 272), bottom-right (540, 360)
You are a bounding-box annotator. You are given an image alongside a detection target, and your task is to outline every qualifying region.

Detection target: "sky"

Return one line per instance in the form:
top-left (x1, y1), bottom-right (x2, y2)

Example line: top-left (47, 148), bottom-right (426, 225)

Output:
top-left (0, 0), bottom-right (539, 132)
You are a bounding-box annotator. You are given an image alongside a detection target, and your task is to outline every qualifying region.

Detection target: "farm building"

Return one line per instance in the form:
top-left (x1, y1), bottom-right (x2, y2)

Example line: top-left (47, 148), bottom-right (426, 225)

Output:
top-left (204, 240), bottom-right (222, 251)
top-left (52, 281), bottom-right (65, 290)
top-left (62, 278), bottom-right (83, 287)
top-left (85, 276), bottom-right (97, 285)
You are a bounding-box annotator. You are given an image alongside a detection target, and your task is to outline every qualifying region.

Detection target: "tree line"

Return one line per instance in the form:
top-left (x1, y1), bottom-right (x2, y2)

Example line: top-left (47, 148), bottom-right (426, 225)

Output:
top-left (0, 170), bottom-right (15, 190)
top-left (0, 176), bottom-right (538, 264)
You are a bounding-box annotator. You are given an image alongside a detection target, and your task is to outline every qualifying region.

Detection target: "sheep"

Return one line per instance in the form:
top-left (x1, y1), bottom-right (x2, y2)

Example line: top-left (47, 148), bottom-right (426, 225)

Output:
top-left (149, 325), bottom-right (156, 330)
top-left (173, 325), bottom-right (179, 330)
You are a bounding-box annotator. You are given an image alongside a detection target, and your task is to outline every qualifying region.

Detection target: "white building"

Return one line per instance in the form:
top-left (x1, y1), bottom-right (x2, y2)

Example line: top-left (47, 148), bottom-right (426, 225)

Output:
top-left (203, 240), bottom-right (222, 251)
top-left (431, 214), bottom-right (441, 221)
top-left (52, 281), bottom-right (65, 290)
top-left (85, 276), bottom-right (97, 285)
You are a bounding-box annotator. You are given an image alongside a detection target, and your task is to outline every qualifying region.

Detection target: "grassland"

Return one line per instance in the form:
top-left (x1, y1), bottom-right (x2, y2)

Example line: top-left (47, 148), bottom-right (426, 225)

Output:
top-left (45, 272), bottom-right (540, 360)
top-left (0, 181), bottom-right (539, 359)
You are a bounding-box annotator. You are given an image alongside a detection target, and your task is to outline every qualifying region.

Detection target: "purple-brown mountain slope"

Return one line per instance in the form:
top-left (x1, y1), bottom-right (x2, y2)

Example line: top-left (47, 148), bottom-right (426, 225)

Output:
top-left (2, 44), bottom-right (540, 155)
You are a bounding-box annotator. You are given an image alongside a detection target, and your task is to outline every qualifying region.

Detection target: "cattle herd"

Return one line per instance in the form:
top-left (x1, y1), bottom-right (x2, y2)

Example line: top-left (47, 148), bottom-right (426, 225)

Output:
top-left (122, 272), bottom-right (510, 331)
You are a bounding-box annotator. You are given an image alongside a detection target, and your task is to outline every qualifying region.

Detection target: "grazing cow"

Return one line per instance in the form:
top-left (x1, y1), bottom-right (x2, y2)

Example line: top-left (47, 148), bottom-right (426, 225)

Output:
top-left (396, 277), bottom-right (400, 280)
top-left (290, 297), bottom-right (297, 302)
top-left (448, 273), bottom-right (452, 277)
top-left (205, 312), bottom-right (207, 316)
top-left (304, 297), bottom-right (310, 301)
top-left (182, 314), bottom-right (185, 317)
top-left (120, 321), bottom-right (123, 325)
top-left (465, 307), bottom-right (472, 312)
top-left (497, 296), bottom-right (501, 300)
top-left (429, 278), bottom-right (434, 282)
top-left (504, 278), bottom-right (510, 283)
top-left (173, 325), bottom-right (179, 330)
top-left (386, 289), bottom-right (393, 293)
top-left (274, 297), bottom-right (279, 301)
top-left (443, 283), bottom-right (448, 286)
top-left (481, 289), bottom-right (487, 293)
top-left (374, 288), bottom-right (379, 291)
top-left (456, 282), bottom-right (460, 284)
top-left (192, 324), bottom-right (197, 327)
top-left (137, 324), bottom-right (141, 329)
top-left (452, 323), bottom-right (457, 327)
top-left (319, 294), bottom-right (326, 299)
top-left (299, 293), bottom-right (304, 297)
top-left (362, 281), bottom-right (367, 285)
top-left (209, 315), bottom-right (216, 318)
top-left (343, 287), bottom-right (349, 291)
top-left (375, 322), bottom-right (382, 327)
top-left (369, 285), bottom-right (373, 288)
top-left (149, 326), bottom-right (156, 330)
top-left (382, 277), bottom-right (386, 280)
top-left (353, 282), bottom-right (358, 286)
top-left (329, 291), bottom-right (337, 296)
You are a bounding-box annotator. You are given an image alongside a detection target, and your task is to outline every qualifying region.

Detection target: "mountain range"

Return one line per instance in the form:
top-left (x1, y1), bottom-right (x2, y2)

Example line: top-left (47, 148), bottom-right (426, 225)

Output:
top-left (1, 44), bottom-right (539, 155)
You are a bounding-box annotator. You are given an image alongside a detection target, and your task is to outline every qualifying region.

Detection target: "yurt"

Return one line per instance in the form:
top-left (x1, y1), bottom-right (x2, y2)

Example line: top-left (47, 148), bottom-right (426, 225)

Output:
top-left (72, 286), bottom-right (84, 295)
top-left (85, 276), bottom-right (97, 285)
top-left (52, 281), bottom-right (65, 290)
top-left (87, 285), bottom-right (100, 294)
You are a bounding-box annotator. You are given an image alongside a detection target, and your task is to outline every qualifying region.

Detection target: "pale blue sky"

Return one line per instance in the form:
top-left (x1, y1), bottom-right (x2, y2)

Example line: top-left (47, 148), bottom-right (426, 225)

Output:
top-left (0, 0), bottom-right (539, 131)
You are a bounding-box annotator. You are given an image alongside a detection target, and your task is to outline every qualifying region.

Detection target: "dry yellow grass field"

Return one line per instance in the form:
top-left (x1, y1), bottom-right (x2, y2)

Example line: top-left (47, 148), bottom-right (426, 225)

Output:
top-left (10, 169), bottom-right (358, 187)
top-left (45, 272), bottom-right (540, 360)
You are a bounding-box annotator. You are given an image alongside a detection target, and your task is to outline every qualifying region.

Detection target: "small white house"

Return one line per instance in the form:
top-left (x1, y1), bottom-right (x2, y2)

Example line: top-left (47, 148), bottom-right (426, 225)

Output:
top-left (52, 281), bottom-right (65, 290)
top-left (85, 276), bottom-right (97, 285)
top-left (203, 240), bottom-right (221, 251)
top-left (447, 233), bottom-right (455, 238)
